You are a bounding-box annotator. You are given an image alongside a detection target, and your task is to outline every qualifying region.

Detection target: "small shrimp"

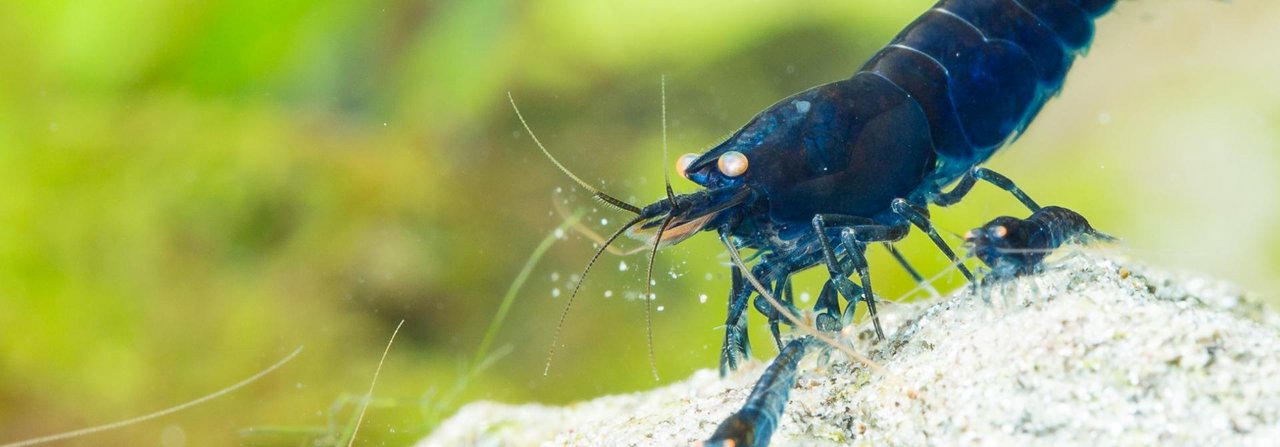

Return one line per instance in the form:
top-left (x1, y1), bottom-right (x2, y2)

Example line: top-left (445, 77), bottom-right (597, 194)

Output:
top-left (965, 205), bottom-right (1115, 279)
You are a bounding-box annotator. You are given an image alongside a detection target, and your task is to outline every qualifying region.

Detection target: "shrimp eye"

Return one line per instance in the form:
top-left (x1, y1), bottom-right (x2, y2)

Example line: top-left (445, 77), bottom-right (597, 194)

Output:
top-left (675, 153), bottom-right (700, 179)
top-left (717, 151), bottom-right (748, 177)
top-left (992, 225), bottom-right (1008, 238)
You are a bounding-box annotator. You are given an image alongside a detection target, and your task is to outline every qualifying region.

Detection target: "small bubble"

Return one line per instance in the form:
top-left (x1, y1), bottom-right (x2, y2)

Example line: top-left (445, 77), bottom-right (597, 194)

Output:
top-left (604, 290), bottom-right (613, 298)
top-left (550, 272), bottom-right (560, 281)
top-left (619, 261), bottom-right (629, 272)
top-left (657, 305), bottom-right (665, 312)
top-left (295, 382), bottom-right (303, 389)
top-left (650, 279), bottom-right (657, 286)
top-left (554, 228), bottom-right (565, 239)
top-left (699, 294), bottom-right (708, 304)
top-left (600, 218), bottom-right (609, 225)
top-left (161, 425), bottom-right (186, 447)
top-left (704, 273), bottom-right (714, 281)
top-left (800, 292), bottom-right (811, 303)
top-left (551, 288), bottom-right (561, 298)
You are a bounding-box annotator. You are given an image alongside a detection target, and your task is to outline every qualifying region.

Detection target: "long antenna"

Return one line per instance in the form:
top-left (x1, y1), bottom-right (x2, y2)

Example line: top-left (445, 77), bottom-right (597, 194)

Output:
top-left (544, 215), bottom-right (647, 376)
top-left (508, 92), bottom-right (642, 215)
top-left (642, 214), bottom-right (673, 382)
top-left (661, 76), bottom-right (675, 203)
top-left (639, 76), bottom-right (679, 382)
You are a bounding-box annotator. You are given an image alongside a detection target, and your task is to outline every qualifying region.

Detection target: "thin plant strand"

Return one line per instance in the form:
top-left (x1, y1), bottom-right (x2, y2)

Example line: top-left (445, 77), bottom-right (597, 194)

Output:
top-left (346, 320), bottom-right (405, 447)
top-left (1, 346), bottom-right (304, 447)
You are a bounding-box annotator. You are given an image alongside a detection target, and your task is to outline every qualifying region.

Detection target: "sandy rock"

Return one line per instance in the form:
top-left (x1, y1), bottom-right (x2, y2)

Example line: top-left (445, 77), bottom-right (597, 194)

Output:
top-left (421, 253), bottom-right (1280, 446)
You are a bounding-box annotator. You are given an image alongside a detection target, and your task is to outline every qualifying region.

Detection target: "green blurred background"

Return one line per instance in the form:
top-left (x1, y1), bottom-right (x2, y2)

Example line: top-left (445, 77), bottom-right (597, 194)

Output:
top-left (1, 1), bottom-right (1278, 445)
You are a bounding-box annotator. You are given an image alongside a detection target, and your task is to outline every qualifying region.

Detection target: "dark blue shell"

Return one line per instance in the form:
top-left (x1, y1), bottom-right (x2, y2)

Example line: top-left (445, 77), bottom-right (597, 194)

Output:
top-left (967, 205), bottom-right (1106, 277)
top-left (684, 0), bottom-right (1117, 225)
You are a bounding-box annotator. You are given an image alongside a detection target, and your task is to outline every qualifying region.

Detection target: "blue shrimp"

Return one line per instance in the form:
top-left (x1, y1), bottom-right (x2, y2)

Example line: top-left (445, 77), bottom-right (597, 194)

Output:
top-left (518, 0), bottom-right (1121, 444)
top-left (633, 0), bottom-right (1118, 371)
top-left (519, 0), bottom-right (1120, 372)
top-left (965, 205), bottom-right (1115, 279)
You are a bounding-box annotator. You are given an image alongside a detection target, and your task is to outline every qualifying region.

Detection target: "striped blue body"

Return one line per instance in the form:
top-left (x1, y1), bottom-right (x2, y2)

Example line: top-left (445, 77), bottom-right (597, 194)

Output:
top-left (679, 0), bottom-right (1119, 226)
top-left (867, 0), bottom-right (1119, 187)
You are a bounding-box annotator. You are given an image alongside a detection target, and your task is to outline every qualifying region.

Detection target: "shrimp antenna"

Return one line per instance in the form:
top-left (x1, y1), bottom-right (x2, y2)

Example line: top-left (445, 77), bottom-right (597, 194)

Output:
top-left (941, 228), bottom-right (967, 241)
top-left (642, 214), bottom-right (673, 382)
top-left (508, 93), bottom-right (643, 215)
top-left (636, 75), bottom-right (677, 382)
top-left (661, 76), bottom-right (675, 203)
top-left (544, 214), bottom-right (647, 376)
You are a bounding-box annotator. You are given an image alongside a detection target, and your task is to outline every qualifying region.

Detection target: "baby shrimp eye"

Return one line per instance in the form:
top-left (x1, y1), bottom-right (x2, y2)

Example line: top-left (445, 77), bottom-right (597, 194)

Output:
top-left (992, 225), bottom-right (1008, 238)
top-left (717, 151), bottom-right (749, 177)
top-left (675, 153), bottom-right (700, 179)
